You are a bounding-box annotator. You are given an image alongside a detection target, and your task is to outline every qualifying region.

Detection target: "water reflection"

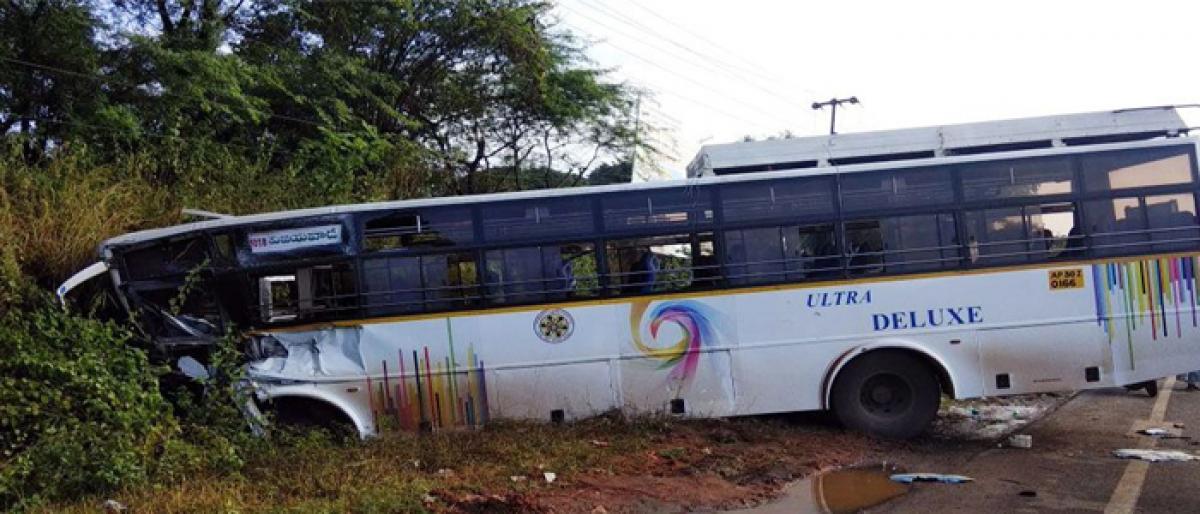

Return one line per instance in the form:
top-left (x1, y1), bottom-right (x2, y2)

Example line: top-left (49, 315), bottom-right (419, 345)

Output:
top-left (732, 463), bottom-right (909, 514)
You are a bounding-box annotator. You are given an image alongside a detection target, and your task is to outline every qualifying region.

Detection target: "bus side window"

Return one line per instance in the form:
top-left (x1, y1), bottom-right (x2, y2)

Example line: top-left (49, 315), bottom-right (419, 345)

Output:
top-left (853, 214), bottom-right (957, 274)
top-left (484, 243), bottom-right (599, 305)
top-left (605, 234), bottom-right (711, 295)
top-left (1084, 197), bottom-right (1146, 257)
top-left (784, 224), bottom-right (839, 280)
top-left (841, 167), bottom-right (954, 214)
top-left (1086, 194), bottom-right (1199, 256)
top-left (845, 220), bottom-right (885, 275)
top-left (963, 207), bottom-right (1027, 265)
top-left (1146, 193), bottom-right (1199, 252)
top-left (723, 227), bottom-right (784, 286)
top-left (724, 224), bottom-right (837, 285)
top-left (363, 256), bottom-right (423, 314)
top-left (1025, 203), bottom-right (1076, 260)
top-left (422, 252), bottom-right (478, 310)
top-left (1081, 146), bottom-right (1194, 193)
top-left (485, 247), bottom-right (544, 304)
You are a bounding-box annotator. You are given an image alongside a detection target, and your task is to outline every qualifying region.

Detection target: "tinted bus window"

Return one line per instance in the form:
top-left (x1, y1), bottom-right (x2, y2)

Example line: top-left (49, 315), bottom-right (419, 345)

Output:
top-left (605, 233), bottom-right (715, 294)
top-left (484, 243), bottom-right (598, 304)
top-left (724, 223), bottom-right (837, 285)
top-left (848, 214), bottom-right (958, 274)
top-left (721, 177), bottom-right (835, 223)
top-left (363, 256), bottom-right (424, 314)
top-left (1146, 193), bottom-right (1198, 252)
top-left (1086, 193), bottom-right (1199, 255)
top-left (1081, 146), bottom-right (1194, 192)
top-left (421, 252), bottom-right (479, 310)
top-left (362, 252), bottom-right (477, 313)
top-left (363, 207), bottom-right (474, 252)
top-left (1084, 197), bottom-right (1147, 257)
top-left (482, 197), bottom-right (595, 242)
top-left (963, 207), bottom-right (1026, 265)
top-left (841, 167), bottom-right (954, 213)
top-left (602, 188), bottom-right (712, 232)
top-left (961, 156), bottom-right (1073, 200)
top-left (123, 236), bottom-right (208, 280)
top-left (1026, 203), bottom-right (1077, 260)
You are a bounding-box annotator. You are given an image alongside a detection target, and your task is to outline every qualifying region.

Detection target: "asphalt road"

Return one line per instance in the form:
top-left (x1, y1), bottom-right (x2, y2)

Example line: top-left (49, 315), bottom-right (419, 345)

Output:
top-left (872, 379), bottom-right (1200, 513)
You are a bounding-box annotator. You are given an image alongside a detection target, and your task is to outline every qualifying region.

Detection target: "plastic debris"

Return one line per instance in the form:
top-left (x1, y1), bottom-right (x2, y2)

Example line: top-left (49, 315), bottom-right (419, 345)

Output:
top-left (1113, 449), bottom-right (1199, 462)
top-left (1137, 428), bottom-right (1170, 436)
top-left (890, 473), bottom-right (974, 484)
top-left (102, 499), bottom-right (127, 512)
top-left (544, 472), bottom-right (557, 483)
top-left (590, 440), bottom-right (610, 448)
top-left (510, 475), bottom-right (528, 482)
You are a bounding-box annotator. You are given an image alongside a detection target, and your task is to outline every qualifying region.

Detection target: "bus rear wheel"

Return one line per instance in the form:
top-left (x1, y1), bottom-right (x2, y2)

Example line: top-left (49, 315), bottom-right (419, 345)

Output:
top-left (832, 351), bottom-right (941, 439)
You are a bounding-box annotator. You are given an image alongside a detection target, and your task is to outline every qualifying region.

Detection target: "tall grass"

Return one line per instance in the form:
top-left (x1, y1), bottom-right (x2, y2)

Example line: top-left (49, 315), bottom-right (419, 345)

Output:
top-left (0, 139), bottom-right (437, 291)
top-left (0, 145), bottom-right (177, 289)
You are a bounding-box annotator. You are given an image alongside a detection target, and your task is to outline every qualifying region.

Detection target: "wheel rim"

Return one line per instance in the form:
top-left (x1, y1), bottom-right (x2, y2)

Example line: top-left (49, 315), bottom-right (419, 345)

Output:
top-left (859, 373), bottom-right (913, 416)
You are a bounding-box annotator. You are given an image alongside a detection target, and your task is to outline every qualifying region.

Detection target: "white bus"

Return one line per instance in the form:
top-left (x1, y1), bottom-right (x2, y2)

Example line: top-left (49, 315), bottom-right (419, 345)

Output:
top-left (61, 106), bottom-right (1200, 438)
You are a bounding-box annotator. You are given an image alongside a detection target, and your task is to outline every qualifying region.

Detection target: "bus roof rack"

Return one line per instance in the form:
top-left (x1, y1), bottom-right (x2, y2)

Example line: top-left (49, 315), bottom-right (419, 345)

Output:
top-left (688, 105), bottom-right (1190, 177)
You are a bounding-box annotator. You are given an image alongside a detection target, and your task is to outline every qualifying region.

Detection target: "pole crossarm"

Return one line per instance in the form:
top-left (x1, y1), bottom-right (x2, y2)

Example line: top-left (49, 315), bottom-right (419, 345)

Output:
top-left (811, 96), bottom-right (860, 135)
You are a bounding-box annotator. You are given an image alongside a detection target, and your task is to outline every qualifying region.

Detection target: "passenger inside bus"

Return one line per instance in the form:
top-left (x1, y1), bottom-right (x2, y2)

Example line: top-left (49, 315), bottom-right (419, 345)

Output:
top-left (628, 251), bottom-right (659, 294)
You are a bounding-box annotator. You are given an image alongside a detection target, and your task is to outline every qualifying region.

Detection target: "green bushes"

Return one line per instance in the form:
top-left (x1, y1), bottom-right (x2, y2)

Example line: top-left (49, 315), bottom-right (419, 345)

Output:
top-left (0, 291), bottom-right (171, 508)
top-left (0, 288), bottom-right (277, 510)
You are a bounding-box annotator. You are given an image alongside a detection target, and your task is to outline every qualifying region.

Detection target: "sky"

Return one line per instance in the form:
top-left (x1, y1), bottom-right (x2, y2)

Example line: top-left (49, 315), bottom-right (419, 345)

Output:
top-left (553, 0), bottom-right (1200, 180)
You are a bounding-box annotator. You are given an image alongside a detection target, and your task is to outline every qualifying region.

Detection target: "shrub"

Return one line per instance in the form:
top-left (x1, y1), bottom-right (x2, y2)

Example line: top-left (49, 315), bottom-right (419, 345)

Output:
top-left (0, 291), bottom-right (172, 509)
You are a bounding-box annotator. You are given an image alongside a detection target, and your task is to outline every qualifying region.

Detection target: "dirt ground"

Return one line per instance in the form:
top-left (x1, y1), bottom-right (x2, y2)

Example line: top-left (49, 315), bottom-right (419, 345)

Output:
top-left (436, 394), bottom-right (1068, 514)
top-left (437, 414), bottom-right (880, 514)
top-left (46, 395), bottom-right (1065, 513)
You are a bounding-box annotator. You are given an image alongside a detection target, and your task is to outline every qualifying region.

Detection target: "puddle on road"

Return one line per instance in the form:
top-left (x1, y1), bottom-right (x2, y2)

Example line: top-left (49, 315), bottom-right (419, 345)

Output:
top-left (733, 463), bottom-right (909, 514)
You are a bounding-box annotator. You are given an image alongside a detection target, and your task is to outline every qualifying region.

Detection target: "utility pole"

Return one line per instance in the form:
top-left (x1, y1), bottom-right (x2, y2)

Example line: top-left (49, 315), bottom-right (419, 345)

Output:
top-left (629, 93), bottom-right (641, 181)
top-left (811, 96), bottom-right (860, 135)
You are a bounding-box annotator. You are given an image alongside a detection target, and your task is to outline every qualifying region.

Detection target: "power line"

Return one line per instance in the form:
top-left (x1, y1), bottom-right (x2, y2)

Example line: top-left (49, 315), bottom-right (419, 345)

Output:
top-left (609, 0), bottom-right (818, 95)
top-left (563, 0), bottom-right (804, 109)
top-left (561, 23), bottom-right (791, 131)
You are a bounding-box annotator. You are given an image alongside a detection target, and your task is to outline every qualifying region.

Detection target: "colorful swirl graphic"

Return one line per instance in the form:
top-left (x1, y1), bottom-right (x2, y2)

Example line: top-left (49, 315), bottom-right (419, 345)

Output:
top-left (630, 300), bottom-right (722, 380)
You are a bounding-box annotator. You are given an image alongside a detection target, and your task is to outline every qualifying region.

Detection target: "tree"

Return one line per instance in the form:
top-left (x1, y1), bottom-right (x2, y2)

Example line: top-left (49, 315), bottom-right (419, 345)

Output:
top-left (234, 0), bottom-right (646, 195)
top-left (0, 0), bottom-right (103, 153)
top-left (2, 0), bottom-right (652, 201)
top-left (588, 160), bottom-right (632, 185)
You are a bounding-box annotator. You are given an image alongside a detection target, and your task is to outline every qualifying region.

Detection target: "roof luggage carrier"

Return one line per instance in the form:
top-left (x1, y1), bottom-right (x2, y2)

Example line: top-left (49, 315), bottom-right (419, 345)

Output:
top-left (688, 105), bottom-right (1195, 177)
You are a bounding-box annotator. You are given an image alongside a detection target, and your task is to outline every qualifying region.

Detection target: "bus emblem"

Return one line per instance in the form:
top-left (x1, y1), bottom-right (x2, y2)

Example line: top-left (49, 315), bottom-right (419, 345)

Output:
top-left (535, 308), bottom-right (575, 343)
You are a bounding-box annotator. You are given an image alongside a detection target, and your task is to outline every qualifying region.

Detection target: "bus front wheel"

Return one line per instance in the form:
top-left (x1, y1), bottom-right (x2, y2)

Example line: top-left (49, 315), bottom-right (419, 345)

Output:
top-left (832, 350), bottom-right (941, 439)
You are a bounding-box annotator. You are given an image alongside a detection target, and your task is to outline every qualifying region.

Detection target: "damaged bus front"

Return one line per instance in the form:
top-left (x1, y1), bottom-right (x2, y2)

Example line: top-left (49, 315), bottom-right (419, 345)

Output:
top-left (61, 212), bottom-right (404, 436)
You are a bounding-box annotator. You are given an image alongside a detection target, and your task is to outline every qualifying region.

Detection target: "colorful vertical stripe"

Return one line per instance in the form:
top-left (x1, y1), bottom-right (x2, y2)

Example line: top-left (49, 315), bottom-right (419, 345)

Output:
top-left (1092, 255), bottom-right (1200, 369)
top-left (365, 327), bottom-right (490, 432)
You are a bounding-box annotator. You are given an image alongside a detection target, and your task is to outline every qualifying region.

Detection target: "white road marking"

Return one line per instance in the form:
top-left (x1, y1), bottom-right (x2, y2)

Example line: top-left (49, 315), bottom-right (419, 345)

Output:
top-left (1104, 377), bottom-right (1177, 514)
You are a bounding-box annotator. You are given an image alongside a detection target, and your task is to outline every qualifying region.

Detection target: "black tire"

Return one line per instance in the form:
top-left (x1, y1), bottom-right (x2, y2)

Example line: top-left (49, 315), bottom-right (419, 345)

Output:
top-left (1124, 380), bottom-right (1159, 396)
top-left (1144, 380), bottom-right (1159, 397)
top-left (832, 351), bottom-right (941, 439)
